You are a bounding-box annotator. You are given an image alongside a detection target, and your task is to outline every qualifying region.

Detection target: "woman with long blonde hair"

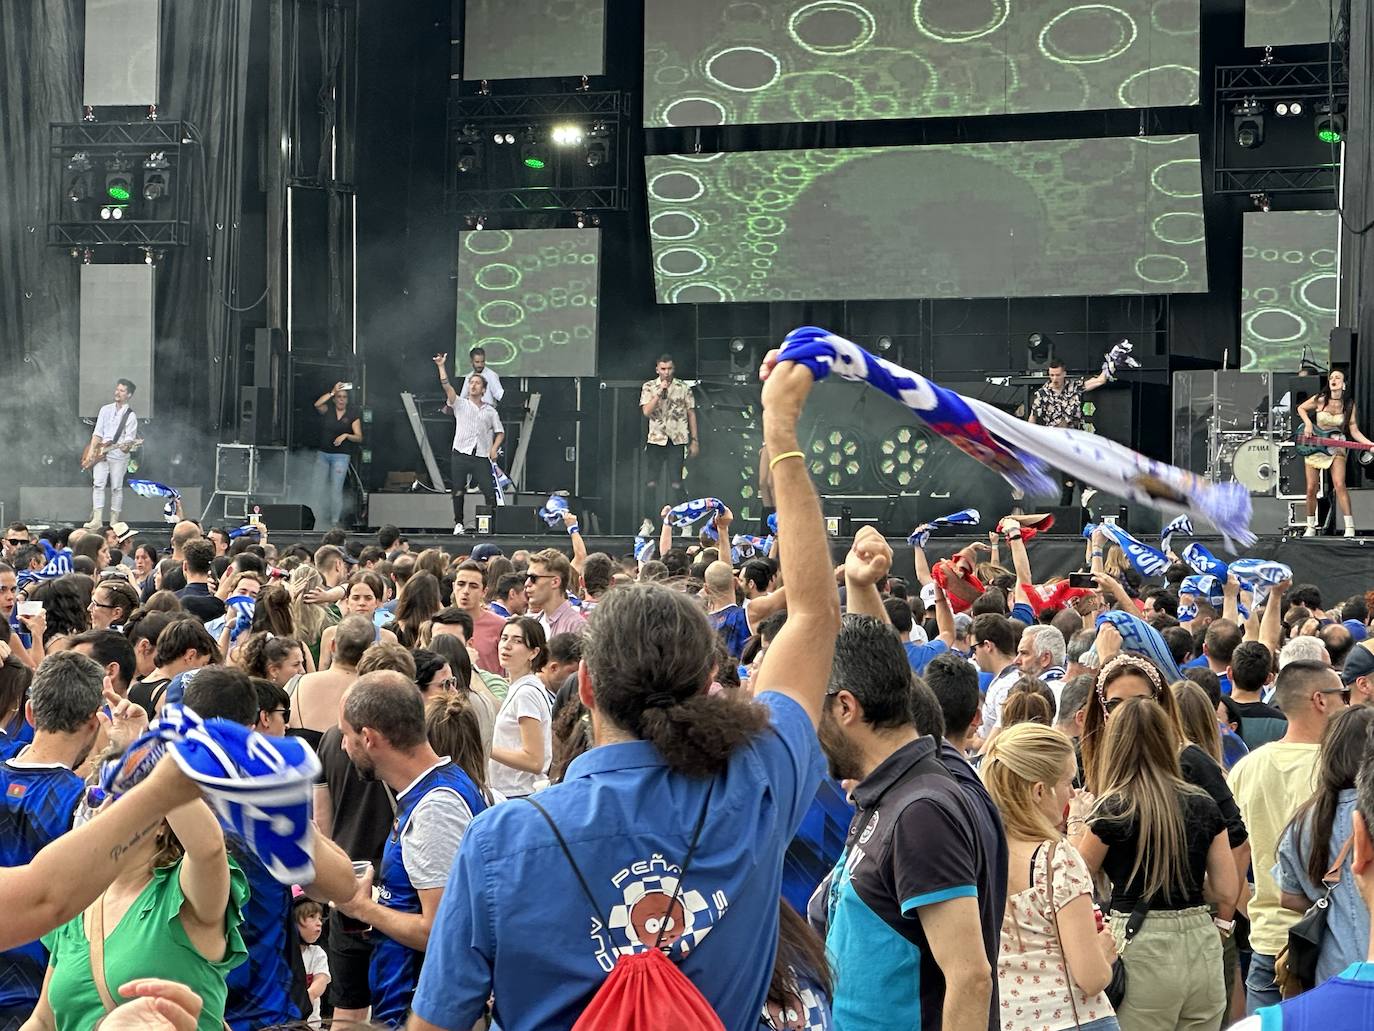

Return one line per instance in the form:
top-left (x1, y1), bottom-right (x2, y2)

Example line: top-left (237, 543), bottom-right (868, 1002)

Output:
top-left (982, 723), bottom-right (1119, 1030)
top-left (286, 564), bottom-right (328, 656)
top-left (1171, 680), bottom-right (1223, 767)
top-left (1072, 697), bottom-right (1238, 1030)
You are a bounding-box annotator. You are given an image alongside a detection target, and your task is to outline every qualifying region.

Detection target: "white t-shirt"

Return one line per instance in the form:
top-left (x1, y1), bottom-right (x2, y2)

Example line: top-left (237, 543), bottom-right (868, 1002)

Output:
top-left (487, 673), bottom-right (553, 798)
top-left (301, 943), bottom-right (329, 1026)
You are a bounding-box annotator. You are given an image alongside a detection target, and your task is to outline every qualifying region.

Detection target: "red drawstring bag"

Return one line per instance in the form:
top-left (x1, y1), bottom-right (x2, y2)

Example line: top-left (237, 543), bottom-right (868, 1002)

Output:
top-left (525, 795), bottom-right (726, 1031)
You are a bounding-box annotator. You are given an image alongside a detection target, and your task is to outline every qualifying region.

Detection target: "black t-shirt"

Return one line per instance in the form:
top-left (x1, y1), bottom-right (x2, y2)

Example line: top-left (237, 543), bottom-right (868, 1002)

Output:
top-left (320, 405), bottom-right (359, 454)
top-left (1179, 742), bottom-right (1248, 848)
top-left (128, 677), bottom-right (171, 715)
top-left (175, 583), bottom-right (226, 624)
top-left (1090, 786), bottom-right (1225, 912)
top-left (316, 726), bottom-right (394, 869)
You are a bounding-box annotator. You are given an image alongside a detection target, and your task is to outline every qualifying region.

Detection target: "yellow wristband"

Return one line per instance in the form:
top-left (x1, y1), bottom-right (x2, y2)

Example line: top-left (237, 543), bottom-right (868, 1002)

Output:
top-left (769, 450), bottom-right (805, 470)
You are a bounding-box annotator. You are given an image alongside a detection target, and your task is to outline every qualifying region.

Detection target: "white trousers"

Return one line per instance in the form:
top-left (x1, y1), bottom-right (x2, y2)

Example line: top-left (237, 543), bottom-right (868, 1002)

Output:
top-left (92, 453), bottom-right (131, 514)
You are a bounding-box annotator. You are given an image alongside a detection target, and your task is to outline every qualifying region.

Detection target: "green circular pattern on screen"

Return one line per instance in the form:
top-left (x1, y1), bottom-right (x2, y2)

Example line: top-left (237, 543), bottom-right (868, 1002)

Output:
top-left (646, 0), bottom-right (1199, 126)
top-left (1240, 210), bottom-right (1339, 371)
top-left (457, 230), bottom-right (600, 377)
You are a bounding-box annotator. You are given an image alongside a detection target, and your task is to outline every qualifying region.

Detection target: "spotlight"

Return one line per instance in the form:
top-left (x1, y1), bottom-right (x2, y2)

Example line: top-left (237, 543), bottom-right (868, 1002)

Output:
top-left (142, 152), bottom-right (170, 201)
top-left (1233, 99), bottom-right (1265, 149)
top-left (105, 163), bottom-right (133, 203)
top-left (1275, 100), bottom-right (1303, 116)
top-left (456, 145), bottom-right (480, 174)
top-left (876, 335), bottom-right (893, 352)
top-left (492, 131), bottom-right (515, 145)
top-left (1315, 100), bottom-right (1345, 143)
top-left (1028, 332), bottom-right (1053, 365)
top-left (551, 123), bottom-right (583, 145)
top-left (585, 121), bottom-right (611, 168)
top-left (574, 210), bottom-right (586, 229)
top-left (64, 152), bottom-right (93, 203)
top-left (729, 337), bottom-right (746, 353)
top-left (520, 129), bottom-right (549, 171)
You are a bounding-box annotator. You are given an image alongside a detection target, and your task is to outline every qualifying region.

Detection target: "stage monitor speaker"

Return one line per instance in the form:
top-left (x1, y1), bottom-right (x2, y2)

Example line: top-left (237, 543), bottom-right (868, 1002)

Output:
top-left (238, 387), bottom-right (274, 444)
top-left (247, 503), bottom-right (314, 531)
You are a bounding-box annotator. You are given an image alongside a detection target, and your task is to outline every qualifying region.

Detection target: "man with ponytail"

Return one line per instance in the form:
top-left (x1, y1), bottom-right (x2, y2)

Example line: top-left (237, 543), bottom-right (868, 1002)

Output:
top-left (408, 348), bottom-right (840, 1031)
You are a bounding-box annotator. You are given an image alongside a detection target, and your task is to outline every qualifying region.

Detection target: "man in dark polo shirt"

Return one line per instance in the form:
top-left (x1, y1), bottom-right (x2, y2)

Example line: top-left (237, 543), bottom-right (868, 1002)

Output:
top-left (820, 538), bottom-right (998, 1031)
top-left (174, 539), bottom-right (225, 623)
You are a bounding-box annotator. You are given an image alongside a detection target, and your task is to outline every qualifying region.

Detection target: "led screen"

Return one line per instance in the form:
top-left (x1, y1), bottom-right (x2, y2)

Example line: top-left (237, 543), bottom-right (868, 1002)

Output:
top-left (463, 0), bottom-right (605, 80)
top-left (644, 0), bottom-right (1199, 127)
top-left (1244, 0), bottom-right (1332, 46)
top-left (1240, 210), bottom-right (1339, 372)
top-left (646, 135), bottom-right (1208, 303)
top-left (456, 229), bottom-right (600, 378)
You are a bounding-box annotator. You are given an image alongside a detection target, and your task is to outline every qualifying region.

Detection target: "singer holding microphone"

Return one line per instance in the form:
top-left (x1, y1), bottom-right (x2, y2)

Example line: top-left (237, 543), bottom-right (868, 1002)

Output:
top-left (314, 380), bottom-right (362, 528)
top-left (638, 353), bottom-right (698, 534)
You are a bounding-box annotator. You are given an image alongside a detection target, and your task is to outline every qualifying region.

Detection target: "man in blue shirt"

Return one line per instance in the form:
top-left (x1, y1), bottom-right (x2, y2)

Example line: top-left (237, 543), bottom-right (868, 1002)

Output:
top-left (833, 529), bottom-right (998, 1031)
top-left (0, 651), bottom-right (106, 1024)
top-left (905, 579), bottom-right (955, 675)
top-left (409, 349), bottom-right (841, 1031)
top-left (182, 667), bottom-right (358, 1031)
top-left (1233, 734), bottom-right (1374, 1029)
top-left (704, 561), bottom-right (751, 659)
top-left (335, 671), bottom-right (487, 1027)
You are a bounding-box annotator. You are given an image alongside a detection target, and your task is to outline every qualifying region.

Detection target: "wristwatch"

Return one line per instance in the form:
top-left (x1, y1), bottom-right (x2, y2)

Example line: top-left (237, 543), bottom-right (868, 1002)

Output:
top-left (1212, 916), bottom-right (1235, 937)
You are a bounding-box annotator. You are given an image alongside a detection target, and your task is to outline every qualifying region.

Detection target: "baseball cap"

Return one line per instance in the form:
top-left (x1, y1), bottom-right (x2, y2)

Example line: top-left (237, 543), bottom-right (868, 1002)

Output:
top-left (920, 582), bottom-right (938, 609)
top-left (471, 543), bottom-right (504, 562)
top-left (1341, 642), bottom-right (1374, 685)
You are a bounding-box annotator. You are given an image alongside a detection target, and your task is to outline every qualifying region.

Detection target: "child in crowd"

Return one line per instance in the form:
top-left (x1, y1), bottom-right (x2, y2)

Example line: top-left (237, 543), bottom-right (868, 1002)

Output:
top-left (294, 893), bottom-right (332, 1027)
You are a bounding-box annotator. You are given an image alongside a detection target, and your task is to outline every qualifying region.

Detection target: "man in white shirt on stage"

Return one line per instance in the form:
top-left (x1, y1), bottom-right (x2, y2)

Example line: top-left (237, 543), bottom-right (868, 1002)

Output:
top-left (434, 355), bottom-right (504, 535)
top-left (468, 347), bottom-right (503, 406)
top-left (85, 378), bottom-right (140, 529)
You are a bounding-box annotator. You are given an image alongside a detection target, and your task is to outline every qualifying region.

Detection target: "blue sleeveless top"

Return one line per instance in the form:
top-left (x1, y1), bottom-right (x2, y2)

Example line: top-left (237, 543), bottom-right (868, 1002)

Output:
top-left (1257, 963), bottom-right (1374, 1029)
top-left (369, 762), bottom-right (488, 1026)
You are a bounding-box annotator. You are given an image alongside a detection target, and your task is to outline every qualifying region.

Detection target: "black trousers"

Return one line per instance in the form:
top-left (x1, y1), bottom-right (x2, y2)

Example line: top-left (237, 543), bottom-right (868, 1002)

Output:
top-left (451, 449), bottom-right (495, 520)
top-left (644, 441), bottom-right (684, 517)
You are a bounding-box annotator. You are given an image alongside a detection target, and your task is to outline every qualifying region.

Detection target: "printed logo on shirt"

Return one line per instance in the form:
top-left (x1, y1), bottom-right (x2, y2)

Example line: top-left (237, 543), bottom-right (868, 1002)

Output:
top-left (6, 782), bottom-right (26, 799)
top-left (589, 854), bottom-right (728, 972)
top-left (858, 811), bottom-right (879, 846)
top-left (763, 983), bottom-right (828, 1030)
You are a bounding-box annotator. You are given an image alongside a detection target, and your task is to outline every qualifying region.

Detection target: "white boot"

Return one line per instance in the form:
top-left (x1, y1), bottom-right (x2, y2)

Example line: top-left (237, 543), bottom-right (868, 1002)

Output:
top-left (84, 509), bottom-right (102, 530)
top-left (1345, 515), bottom-right (1357, 538)
top-left (1304, 515), bottom-right (1317, 538)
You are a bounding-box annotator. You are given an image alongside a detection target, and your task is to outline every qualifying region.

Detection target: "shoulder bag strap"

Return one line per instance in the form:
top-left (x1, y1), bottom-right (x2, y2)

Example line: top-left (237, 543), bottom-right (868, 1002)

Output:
top-left (1121, 894), bottom-right (1151, 949)
top-left (1323, 835), bottom-right (1355, 888)
top-left (1044, 841), bottom-right (1083, 1028)
top-left (653, 789), bottom-right (712, 951)
top-left (86, 894), bottom-right (119, 1013)
top-left (524, 797), bottom-right (613, 932)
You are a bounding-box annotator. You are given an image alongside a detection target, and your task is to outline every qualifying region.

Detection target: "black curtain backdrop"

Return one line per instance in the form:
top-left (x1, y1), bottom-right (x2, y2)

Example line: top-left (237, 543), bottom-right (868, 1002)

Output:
top-left (0, 0), bottom-right (253, 512)
top-left (1342, 0), bottom-right (1374, 424)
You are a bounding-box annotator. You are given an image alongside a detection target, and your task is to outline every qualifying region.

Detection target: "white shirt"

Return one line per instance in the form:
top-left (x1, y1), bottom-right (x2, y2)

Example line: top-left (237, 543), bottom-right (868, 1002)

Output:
top-left (301, 944), bottom-right (329, 1026)
top-left (94, 402), bottom-right (139, 456)
top-left (487, 674), bottom-right (553, 798)
top-left (449, 395), bottom-right (503, 456)
top-left (981, 662), bottom-right (1021, 734)
top-left (473, 366), bottom-right (504, 403)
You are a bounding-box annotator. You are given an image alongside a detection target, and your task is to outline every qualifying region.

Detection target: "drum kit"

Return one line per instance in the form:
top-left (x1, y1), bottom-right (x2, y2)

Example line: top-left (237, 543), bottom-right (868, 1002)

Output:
top-left (1213, 402), bottom-right (1289, 494)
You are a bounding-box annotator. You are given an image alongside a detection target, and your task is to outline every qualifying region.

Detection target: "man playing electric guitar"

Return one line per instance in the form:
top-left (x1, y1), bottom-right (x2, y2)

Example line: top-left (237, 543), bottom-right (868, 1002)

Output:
top-left (1297, 367), bottom-right (1374, 538)
top-left (83, 378), bottom-right (142, 529)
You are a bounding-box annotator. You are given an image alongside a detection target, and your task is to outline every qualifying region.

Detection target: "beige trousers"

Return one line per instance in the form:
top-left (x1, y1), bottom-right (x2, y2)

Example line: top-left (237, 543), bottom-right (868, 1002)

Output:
top-left (1109, 906), bottom-right (1225, 1031)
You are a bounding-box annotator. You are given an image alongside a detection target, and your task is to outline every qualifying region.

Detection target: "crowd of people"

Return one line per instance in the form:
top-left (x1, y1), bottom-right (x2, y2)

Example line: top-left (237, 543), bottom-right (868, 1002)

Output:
top-left (2, 349), bottom-right (1374, 1030)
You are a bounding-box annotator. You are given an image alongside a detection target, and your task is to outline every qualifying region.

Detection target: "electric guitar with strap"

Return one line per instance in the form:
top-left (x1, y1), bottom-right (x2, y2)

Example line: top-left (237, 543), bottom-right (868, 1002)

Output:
top-left (1295, 428), bottom-right (1374, 460)
top-left (81, 406), bottom-right (142, 470)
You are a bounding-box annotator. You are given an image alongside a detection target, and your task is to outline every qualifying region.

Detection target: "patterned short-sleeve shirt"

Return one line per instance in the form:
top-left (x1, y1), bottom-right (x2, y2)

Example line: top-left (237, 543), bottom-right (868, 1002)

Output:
top-left (1030, 379), bottom-right (1085, 430)
top-left (640, 378), bottom-right (695, 446)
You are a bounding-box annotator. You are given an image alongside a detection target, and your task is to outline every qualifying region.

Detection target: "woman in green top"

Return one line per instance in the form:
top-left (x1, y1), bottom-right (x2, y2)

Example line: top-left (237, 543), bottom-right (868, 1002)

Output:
top-left (23, 790), bottom-right (247, 1031)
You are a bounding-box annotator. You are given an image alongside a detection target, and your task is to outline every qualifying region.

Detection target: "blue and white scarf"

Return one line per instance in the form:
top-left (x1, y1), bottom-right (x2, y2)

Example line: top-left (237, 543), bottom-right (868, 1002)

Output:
top-left (776, 327), bottom-right (1255, 547)
top-left (633, 536), bottom-right (655, 563)
top-left (491, 463), bottom-right (516, 507)
top-left (908, 508), bottom-right (980, 549)
top-left (766, 513), bottom-right (778, 535)
top-left (225, 595), bottom-right (257, 642)
top-left (668, 498), bottom-right (726, 540)
top-left (730, 534), bottom-right (774, 564)
top-left (1228, 558), bottom-right (1291, 589)
top-left (1161, 515), bottom-right (1194, 555)
top-left (538, 494), bottom-right (569, 528)
top-left (1182, 542), bottom-right (1229, 579)
top-left (227, 525), bottom-right (261, 541)
top-left (1093, 522), bottom-right (1171, 579)
top-left (109, 704), bottom-right (321, 884)
top-left (1178, 573), bottom-right (1250, 621)
top-left (1095, 610), bottom-right (1184, 682)
top-left (128, 479), bottom-right (183, 522)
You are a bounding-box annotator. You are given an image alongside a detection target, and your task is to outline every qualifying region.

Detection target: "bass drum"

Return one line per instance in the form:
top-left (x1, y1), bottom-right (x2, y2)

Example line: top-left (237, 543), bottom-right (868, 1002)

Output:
top-left (1233, 438), bottom-right (1280, 494)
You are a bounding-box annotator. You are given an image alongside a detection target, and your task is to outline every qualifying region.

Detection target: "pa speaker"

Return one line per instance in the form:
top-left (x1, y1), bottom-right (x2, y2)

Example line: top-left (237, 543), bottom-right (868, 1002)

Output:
top-left (248, 503), bottom-right (314, 531)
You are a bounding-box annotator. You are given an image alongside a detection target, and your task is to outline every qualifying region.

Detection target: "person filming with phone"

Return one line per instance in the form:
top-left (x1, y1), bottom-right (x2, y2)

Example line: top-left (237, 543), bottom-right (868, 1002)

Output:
top-left (314, 380), bottom-right (363, 529)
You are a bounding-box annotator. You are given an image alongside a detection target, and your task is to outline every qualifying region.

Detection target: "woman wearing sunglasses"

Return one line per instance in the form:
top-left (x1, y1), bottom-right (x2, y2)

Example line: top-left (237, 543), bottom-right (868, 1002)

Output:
top-left (1071, 694), bottom-right (1238, 1030)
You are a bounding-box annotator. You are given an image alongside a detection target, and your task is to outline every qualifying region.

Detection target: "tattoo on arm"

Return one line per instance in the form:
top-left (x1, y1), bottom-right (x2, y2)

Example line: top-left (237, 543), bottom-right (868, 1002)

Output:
top-left (108, 822), bottom-right (157, 864)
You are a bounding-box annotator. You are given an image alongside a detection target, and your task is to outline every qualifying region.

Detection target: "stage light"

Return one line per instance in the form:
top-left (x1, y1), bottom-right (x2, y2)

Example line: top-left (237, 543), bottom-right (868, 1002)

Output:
top-left (585, 121), bottom-right (611, 168)
top-left (142, 152), bottom-right (170, 201)
top-left (1233, 99), bottom-right (1265, 149)
top-left (520, 129), bottom-right (548, 170)
top-left (551, 124), bottom-right (583, 145)
top-left (106, 164), bottom-right (133, 203)
top-left (876, 335), bottom-right (893, 352)
top-left (1275, 101), bottom-right (1303, 116)
top-left (1315, 101), bottom-right (1345, 144)
top-left (729, 338), bottom-right (746, 353)
top-left (808, 429), bottom-right (862, 490)
top-left (1028, 332), bottom-right (1053, 365)
top-left (457, 145), bottom-right (480, 173)
top-left (876, 426), bottom-right (929, 490)
top-left (64, 152), bottom-right (93, 203)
